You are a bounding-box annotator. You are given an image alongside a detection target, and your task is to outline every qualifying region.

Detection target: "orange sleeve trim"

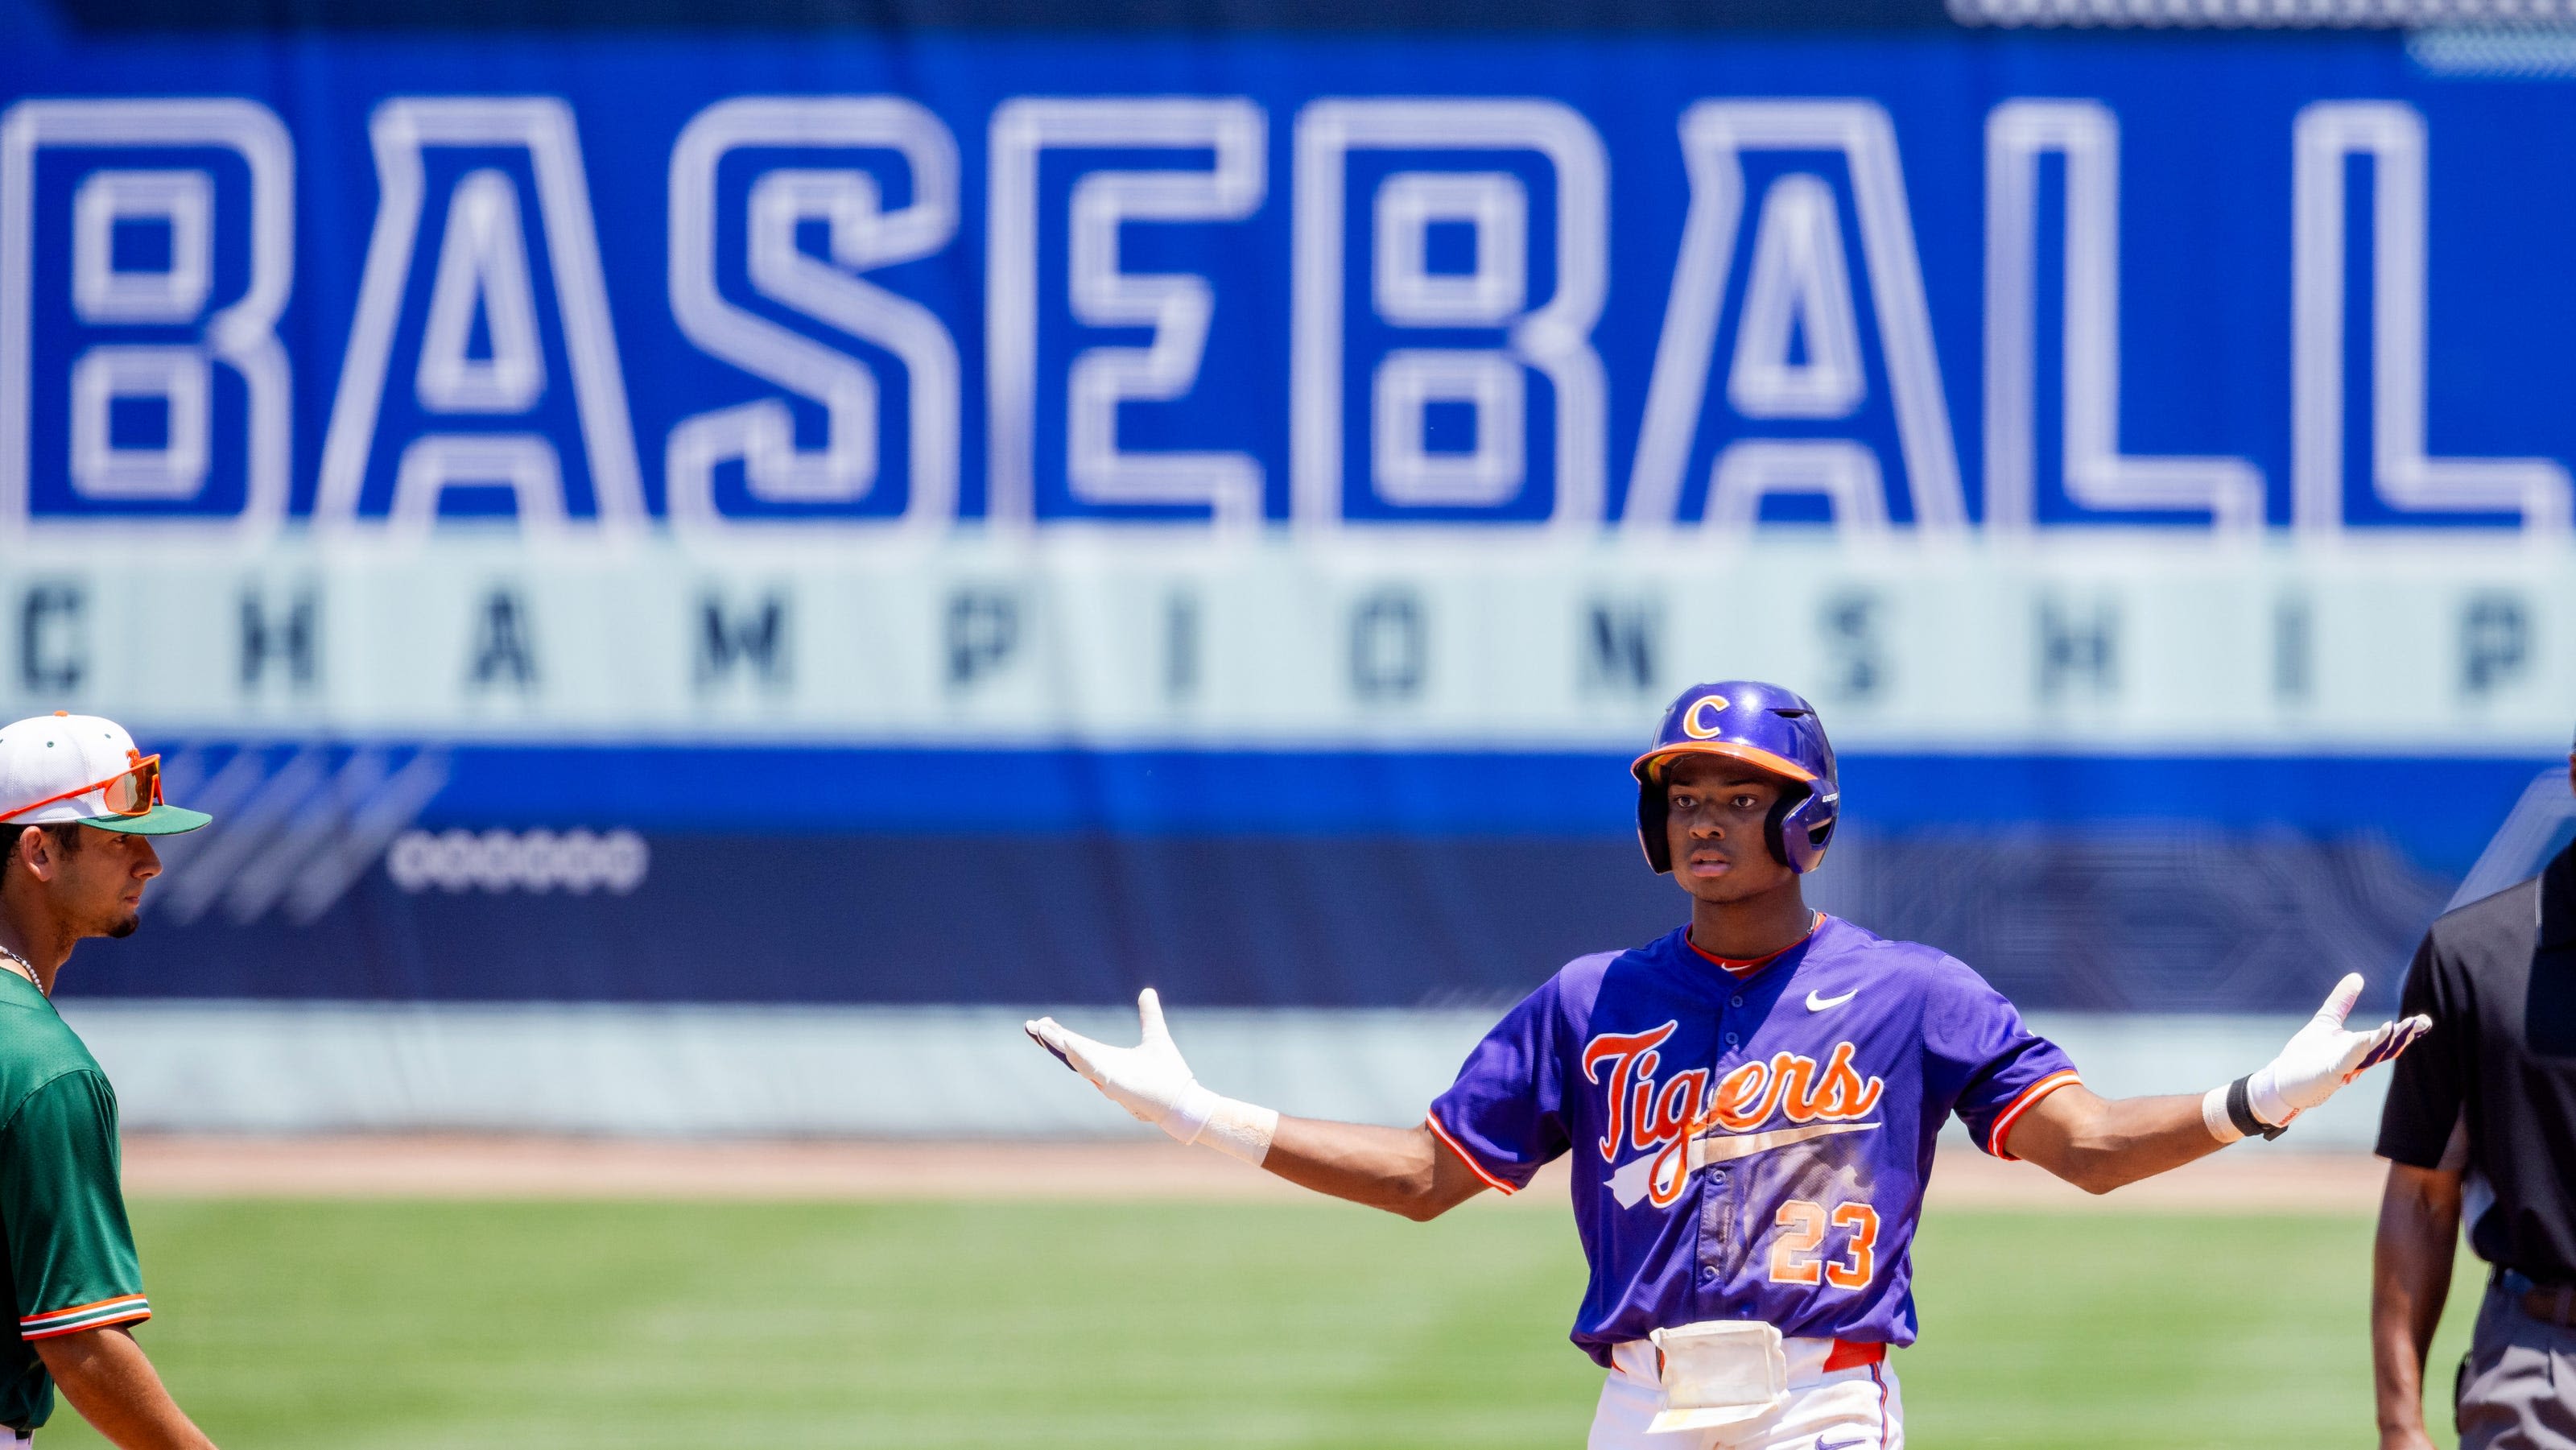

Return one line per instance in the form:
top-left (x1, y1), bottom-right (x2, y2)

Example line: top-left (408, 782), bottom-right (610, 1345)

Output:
top-left (19, 1298), bottom-right (149, 1340)
top-left (22, 1312), bottom-right (149, 1341)
top-left (1986, 1070), bottom-right (2083, 1161)
top-left (21, 1293), bottom-right (147, 1323)
top-left (1424, 1112), bottom-right (1520, 1196)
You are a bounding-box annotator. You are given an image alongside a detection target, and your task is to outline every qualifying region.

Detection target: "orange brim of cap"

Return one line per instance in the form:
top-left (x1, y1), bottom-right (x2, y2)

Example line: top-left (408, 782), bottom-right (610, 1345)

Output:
top-left (1631, 740), bottom-right (1820, 787)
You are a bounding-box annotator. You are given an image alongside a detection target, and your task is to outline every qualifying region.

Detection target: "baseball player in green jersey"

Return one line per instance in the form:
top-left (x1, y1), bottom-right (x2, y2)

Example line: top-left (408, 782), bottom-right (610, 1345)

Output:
top-left (0, 713), bottom-right (217, 1449)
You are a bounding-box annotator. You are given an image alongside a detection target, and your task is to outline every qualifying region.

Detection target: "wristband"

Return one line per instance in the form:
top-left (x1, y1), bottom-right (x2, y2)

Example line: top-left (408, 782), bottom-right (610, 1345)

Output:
top-left (1156, 1083), bottom-right (1278, 1166)
top-left (2202, 1076), bottom-right (2287, 1145)
top-left (2199, 1084), bottom-right (2241, 1144)
top-left (1199, 1099), bottom-right (1279, 1167)
top-left (2230, 1075), bottom-right (2289, 1139)
top-left (1158, 1082), bottom-right (1220, 1144)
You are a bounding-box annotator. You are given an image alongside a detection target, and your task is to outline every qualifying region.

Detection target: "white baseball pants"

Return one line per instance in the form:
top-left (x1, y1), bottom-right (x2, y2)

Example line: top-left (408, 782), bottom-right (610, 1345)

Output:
top-left (1587, 1336), bottom-right (1902, 1450)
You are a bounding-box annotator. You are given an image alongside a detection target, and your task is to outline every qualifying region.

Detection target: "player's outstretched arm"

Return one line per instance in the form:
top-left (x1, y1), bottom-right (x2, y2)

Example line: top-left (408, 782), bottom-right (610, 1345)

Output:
top-left (2000, 1083), bottom-right (2219, 1192)
top-left (1024, 991), bottom-right (1489, 1221)
top-left (1260, 1116), bottom-right (1491, 1221)
top-left (2004, 973), bottom-right (2429, 1194)
top-left (35, 1326), bottom-right (217, 1450)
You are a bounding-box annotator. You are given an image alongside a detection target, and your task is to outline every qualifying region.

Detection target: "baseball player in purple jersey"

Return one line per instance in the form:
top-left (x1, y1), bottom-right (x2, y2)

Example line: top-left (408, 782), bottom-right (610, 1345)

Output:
top-left (1027, 681), bottom-right (2429, 1448)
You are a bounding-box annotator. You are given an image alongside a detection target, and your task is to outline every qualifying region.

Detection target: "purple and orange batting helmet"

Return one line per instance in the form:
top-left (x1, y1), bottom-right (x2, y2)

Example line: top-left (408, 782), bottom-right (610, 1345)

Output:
top-left (1632, 681), bottom-right (1839, 875)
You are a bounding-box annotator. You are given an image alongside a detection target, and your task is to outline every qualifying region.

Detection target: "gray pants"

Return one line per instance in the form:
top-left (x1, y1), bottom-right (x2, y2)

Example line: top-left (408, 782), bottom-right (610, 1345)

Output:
top-left (2460, 1280), bottom-right (2576, 1450)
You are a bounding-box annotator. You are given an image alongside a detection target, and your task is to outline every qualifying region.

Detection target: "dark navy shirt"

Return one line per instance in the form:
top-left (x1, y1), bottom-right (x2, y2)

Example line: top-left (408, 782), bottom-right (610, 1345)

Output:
top-left (2379, 845), bottom-right (2576, 1283)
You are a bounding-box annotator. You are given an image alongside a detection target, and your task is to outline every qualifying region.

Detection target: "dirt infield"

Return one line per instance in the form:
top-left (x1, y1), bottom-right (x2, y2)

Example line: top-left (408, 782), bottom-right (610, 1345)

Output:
top-left (120, 1134), bottom-right (2393, 1212)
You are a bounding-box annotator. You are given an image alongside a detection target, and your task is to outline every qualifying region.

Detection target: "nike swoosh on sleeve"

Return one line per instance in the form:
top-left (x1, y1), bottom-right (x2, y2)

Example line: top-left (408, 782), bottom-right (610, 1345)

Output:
top-left (1806, 988), bottom-right (1859, 1011)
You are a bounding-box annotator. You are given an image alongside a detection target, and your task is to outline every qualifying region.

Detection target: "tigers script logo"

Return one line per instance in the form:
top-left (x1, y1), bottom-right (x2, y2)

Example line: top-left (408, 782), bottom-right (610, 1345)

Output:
top-left (1583, 1022), bottom-right (1885, 1209)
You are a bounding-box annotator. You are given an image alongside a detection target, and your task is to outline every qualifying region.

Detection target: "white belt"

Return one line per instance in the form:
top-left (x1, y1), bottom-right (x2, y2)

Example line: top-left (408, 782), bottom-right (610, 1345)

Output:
top-left (1610, 1332), bottom-right (1857, 1387)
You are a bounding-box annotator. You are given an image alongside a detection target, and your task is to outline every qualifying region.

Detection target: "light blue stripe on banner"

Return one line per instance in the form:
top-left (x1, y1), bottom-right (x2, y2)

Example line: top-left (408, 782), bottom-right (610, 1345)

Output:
top-left (2410, 27), bottom-right (2576, 77)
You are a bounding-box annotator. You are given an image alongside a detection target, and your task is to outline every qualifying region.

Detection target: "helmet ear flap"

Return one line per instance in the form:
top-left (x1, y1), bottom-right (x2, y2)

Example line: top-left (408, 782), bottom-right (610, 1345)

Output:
top-left (1761, 783), bottom-right (1823, 875)
top-left (1637, 780), bottom-right (1673, 874)
top-left (1761, 783), bottom-right (1810, 870)
top-left (1793, 815), bottom-right (1836, 874)
top-left (1773, 787), bottom-right (1837, 874)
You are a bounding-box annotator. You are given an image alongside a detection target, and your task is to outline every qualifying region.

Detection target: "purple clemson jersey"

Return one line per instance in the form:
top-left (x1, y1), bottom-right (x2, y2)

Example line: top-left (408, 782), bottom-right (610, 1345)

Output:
top-left (1426, 915), bottom-right (2079, 1365)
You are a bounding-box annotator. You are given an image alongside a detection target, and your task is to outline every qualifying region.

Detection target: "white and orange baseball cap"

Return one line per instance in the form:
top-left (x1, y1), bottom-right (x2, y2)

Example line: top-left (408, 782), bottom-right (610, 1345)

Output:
top-left (0, 713), bottom-right (208, 836)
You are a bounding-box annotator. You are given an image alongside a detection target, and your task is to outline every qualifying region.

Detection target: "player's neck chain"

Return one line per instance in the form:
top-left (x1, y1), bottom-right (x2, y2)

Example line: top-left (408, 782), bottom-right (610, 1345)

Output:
top-left (1691, 911), bottom-right (1827, 972)
top-left (0, 944), bottom-right (46, 998)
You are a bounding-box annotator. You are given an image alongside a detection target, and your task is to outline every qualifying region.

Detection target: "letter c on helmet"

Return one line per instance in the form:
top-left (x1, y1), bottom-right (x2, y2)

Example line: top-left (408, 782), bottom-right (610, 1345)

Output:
top-left (1681, 696), bottom-right (1730, 739)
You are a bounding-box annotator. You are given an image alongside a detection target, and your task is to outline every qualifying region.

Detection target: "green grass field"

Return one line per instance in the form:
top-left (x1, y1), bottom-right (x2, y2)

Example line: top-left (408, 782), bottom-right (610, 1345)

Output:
top-left (36, 1199), bottom-right (2479, 1449)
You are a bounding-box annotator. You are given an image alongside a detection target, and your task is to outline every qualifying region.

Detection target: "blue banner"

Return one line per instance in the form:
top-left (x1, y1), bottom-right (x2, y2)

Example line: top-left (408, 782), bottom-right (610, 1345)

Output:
top-left (8, 13), bottom-right (2576, 533)
top-left (6, 5), bottom-right (2573, 1012)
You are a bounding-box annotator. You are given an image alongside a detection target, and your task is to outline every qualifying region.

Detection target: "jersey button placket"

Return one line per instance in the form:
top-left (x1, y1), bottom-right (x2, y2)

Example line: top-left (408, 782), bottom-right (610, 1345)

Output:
top-left (1697, 1164), bottom-right (1734, 1303)
top-left (1700, 999), bottom-right (1740, 1306)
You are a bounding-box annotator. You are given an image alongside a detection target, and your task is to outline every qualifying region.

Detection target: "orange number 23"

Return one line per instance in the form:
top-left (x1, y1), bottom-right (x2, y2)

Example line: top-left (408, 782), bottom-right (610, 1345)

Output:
top-left (1768, 1200), bottom-right (1881, 1290)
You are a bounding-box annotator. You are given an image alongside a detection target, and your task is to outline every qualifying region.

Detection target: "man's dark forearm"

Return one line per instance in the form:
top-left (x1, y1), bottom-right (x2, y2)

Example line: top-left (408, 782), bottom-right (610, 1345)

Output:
top-left (32, 1326), bottom-right (215, 1450)
top-left (1261, 1117), bottom-right (1491, 1221)
top-left (2002, 1084), bottom-right (2229, 1194)
top-left (2373, 1162), bottom-right (2464, 1444)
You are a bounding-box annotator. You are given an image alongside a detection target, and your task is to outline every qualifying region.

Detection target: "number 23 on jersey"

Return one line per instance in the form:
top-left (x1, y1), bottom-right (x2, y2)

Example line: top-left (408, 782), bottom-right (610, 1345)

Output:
top-left (1768, 1200), bottom-right (1881, 1290)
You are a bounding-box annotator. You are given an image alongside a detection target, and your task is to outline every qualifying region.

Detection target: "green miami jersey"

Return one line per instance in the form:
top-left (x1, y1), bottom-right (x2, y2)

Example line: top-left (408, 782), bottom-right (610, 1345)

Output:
top-left (0, 973), bottom-right (147, 1431)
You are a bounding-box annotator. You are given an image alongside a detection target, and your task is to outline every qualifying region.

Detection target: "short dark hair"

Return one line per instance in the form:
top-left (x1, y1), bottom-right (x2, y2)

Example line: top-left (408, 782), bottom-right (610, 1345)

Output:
top-left (0, 824), bottom-right (76, 881)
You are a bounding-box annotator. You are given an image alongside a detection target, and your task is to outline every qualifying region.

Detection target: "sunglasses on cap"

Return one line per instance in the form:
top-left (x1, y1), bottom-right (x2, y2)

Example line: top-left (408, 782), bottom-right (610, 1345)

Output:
top-left (0, 752), bottom-right (163, 823)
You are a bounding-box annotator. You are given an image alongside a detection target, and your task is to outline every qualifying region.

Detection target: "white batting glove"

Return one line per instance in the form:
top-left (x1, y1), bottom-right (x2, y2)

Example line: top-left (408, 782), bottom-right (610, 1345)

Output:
top-left (1025, 989), bottom-right (1278, 1165)
top-left (2204, 973), bottom-right (2431, 1142)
